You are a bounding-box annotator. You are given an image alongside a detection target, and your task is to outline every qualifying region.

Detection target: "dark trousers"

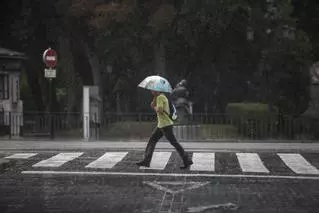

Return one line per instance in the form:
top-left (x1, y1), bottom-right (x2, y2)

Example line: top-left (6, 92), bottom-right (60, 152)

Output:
top-left (143, 125), bottom-right (188, 163)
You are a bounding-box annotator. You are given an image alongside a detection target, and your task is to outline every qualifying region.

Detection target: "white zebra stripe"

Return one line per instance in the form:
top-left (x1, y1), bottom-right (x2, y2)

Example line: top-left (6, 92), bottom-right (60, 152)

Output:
top-left (5, 153), bottom-right (38, 159)
top-left (32, 152), bottom-right (83, 168)
top-left (236, 153), bottom-right (269, 173)
top-left (190, 153), bottom-right (215, 171)
top-left (85, 152), bottom-right (128, 169)
top-left (278, 153), bottom-right (319, 175)
top-left (141, 152), bottom-right (171, 170)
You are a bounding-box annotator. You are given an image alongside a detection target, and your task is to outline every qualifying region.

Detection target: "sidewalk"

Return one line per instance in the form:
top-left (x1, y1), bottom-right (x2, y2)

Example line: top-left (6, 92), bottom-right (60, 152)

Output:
top-left (1, 139), bottom-right (319, 152)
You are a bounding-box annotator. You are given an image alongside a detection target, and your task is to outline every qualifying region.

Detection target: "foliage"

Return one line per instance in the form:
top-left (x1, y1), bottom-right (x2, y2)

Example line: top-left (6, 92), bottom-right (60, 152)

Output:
top-left (101, 121), bottom-right (156, 139)
top-left (226, 103), bottom-right (275, 115)
top-left (20, 70), bottom-right (37, 111)
top-left (226, 102), bottom-right (277, 138)
top-left (200, 124), bottom-right (239, 140)
top-left (291, 0), bottom-right (319, 59)
top-left (0, 0), bottom-right (316, 117)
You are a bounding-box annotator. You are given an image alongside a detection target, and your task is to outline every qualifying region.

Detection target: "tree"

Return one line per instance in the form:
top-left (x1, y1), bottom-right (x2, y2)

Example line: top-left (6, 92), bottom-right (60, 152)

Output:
top-left (258, 0), bottom-right (312, 115)
top-left (291, 0), bottom-right (319, 60)
top-left (0, 0), bottom-right (313, 116)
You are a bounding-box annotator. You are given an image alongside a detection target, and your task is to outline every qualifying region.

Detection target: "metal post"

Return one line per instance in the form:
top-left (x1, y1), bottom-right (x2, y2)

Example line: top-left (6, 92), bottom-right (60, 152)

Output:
top-left (95, 113), bottom-right (98, 140)
top-left (49, 79), bottom-right (54, 139)
top-left (83, 87), bottom-right (90, 140)
top-left (9, 111), bottom-right (12, 139)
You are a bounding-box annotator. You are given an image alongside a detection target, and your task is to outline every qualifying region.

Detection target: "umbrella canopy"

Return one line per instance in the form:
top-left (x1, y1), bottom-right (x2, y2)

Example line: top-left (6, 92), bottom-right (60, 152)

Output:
top-left (138, 75), bottom-right (173, 93)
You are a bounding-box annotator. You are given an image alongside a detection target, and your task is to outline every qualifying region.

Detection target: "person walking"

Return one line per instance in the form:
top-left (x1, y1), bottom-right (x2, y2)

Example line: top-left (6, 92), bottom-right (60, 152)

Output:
top-left (136, 89), bottom-right (193, 169)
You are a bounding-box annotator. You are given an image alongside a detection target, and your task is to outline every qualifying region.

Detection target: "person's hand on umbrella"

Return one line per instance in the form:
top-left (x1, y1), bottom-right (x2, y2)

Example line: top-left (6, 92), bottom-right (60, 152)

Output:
top-left (151, 100), bottom-right (156, 109)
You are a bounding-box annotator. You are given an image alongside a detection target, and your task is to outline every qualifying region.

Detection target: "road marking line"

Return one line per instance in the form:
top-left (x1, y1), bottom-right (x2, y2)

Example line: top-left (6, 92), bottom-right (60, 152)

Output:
top-left (144, 181), bottom-right (211, 194)
top-left (32, 152), bottom-right (83, 168)
top-left (85, 152), bottom-right (128, 169)
top-left (4, 153), bottom-right (37, 159)
top-left (236, 153), bottom-right (269, 173)
top-left (278, 153), bottom-right (319, 175)
top-left (141, 152), bottom-right (171, 170)
top-left (21, 170), bottom-right (319, 180)
top-left (190, 153), bottom-right (215, 171)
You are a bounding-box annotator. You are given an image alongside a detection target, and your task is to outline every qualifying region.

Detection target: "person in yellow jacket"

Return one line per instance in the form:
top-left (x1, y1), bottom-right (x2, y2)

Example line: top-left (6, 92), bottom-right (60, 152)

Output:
top-left (136, 90), bottom-right (193, 169)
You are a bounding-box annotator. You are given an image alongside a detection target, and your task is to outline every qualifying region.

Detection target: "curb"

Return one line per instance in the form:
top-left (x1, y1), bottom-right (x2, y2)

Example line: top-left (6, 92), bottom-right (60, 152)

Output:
top-left (1, 138), bottom-right (319, 143)
top-left (0, 159), bottom-right (15, 172)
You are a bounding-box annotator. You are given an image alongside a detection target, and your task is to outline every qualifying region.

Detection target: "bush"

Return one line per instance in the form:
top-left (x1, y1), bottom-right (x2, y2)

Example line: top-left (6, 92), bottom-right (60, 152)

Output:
top-left (226, 103), bottom-right (276, 116)
top-left (226, 103), bottom-right (277, 139)
top-left (200, 124), bottom-right (239, 139)
top-left (292, 115), bottom-right (319, 139)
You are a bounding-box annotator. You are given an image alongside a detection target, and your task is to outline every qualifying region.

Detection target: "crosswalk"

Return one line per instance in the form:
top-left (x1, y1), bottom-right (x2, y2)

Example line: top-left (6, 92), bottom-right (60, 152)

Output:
top-left (32, 152), bottom-right (83, 168)
top-left (3, 151), bottom-right (319, 176)
top-left (143, 152), bottom-right (172, 170)
top-left (236, 153), bottom-right (269, 173)
top-left (278, 153), bottom-right (319, 175)
top-left (85, 152), bottom-right (127, 169)
top-left (190, 153), bottom-right (215, 172)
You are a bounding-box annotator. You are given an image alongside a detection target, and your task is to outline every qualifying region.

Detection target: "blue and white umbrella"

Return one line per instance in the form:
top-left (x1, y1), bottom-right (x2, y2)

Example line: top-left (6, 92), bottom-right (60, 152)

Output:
top-left (138, 75), bottom-right (173, 93)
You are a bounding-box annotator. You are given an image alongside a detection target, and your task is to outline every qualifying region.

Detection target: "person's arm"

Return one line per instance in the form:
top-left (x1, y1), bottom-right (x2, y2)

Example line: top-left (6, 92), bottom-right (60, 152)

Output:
top-left (151, 97), bottom-right (156, 108)
top-left (154, 96), bottom-right (164, 113)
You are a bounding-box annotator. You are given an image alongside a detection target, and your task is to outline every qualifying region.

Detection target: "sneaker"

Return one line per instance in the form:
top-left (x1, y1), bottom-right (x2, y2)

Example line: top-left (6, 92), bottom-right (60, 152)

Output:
top-left (180, 159), bottom-right (193, 169)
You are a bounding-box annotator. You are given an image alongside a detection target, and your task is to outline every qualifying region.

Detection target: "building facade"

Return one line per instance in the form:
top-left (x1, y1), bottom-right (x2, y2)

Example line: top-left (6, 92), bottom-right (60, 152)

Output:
top-left (0, 47), bottom-right (25, 137)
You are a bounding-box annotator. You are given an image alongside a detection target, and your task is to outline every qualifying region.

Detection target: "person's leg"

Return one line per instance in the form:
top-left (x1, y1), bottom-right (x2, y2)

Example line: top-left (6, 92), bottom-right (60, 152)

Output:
top-left (136, 127), bottom-right (163, 167)
top-left (162, 125), bottom-right (193, 169)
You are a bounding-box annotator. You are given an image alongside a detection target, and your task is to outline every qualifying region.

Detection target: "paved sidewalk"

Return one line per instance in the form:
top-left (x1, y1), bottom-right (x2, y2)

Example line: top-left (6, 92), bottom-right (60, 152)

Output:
top-left (1, 139), bottom-right (319, 152)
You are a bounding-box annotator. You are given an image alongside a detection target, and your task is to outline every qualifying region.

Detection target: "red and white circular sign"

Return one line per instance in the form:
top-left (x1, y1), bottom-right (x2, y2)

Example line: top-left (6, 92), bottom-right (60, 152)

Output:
top-left (43, 48), bottom-right (57, 68)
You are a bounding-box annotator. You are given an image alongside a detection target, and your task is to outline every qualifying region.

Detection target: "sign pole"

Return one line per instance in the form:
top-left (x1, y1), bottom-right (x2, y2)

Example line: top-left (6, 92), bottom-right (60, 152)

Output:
top-left (49, 78), bottom-right (54, 139)
top-left (43, 47), bottom-right (57, 139)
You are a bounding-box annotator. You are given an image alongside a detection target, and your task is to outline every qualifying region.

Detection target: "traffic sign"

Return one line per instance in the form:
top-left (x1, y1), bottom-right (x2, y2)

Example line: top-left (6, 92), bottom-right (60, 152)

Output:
top-left (44, 68), bottom-right (56, 78)
top-left (43, 48), bottom-right (57, 68)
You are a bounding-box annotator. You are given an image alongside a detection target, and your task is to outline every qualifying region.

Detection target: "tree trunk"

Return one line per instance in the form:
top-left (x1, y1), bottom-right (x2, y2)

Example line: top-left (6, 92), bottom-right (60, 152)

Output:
top-left (124, 96), bottom-right (130, 112)
top-left (58, 34), bottom-right (80, 115)
top-left (116, 92), bottom-right (121, 114)
top-left (25, 60), bottom-right (45, 111)
top-left (83, 42), bottom-right (104, 122)
top-left (154, 39), bottom-right (166, 75)
top-left (83, 43), bottom-right (101, 87)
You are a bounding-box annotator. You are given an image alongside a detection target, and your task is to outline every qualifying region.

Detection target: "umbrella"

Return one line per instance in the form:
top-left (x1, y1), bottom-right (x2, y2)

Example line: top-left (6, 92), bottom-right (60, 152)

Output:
top-left (138, 75), bottom-right (173, 93)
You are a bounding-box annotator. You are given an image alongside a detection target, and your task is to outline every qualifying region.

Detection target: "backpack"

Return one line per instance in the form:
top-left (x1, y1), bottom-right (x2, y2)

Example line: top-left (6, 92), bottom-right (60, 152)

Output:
top-left (164, 95), bottom-right (178, 121)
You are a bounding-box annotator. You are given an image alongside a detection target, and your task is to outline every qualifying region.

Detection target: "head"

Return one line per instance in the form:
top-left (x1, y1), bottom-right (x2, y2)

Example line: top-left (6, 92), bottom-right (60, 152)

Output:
top-left (176, 79), bottom-right (187, 88)
top-left (151, 90), bottom-right (160, 96)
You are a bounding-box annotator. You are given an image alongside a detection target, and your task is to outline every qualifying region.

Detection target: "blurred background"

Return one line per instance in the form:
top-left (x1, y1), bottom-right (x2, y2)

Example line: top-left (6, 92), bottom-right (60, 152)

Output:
top-left (0, 0), bottom-right (318, 141)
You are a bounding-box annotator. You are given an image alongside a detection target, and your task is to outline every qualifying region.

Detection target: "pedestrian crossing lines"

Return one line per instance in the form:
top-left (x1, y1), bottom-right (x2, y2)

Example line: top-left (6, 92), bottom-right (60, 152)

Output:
top-left (236, 153), bottom-right (269, 173)
top-left (4, 153), bottom-right (38, 159)
top-left (190, 153), bottom-right (215, 172)
top-left (33, 152), bottom-right (83, 168)
top-left (85, 152), bottom-right (128, 169)
top-left (142, 152), bottom-right (172, 170)
top-left (278, 153), bottom-right (319, 175)
top-left (3, 151), bottom-right (319, 176)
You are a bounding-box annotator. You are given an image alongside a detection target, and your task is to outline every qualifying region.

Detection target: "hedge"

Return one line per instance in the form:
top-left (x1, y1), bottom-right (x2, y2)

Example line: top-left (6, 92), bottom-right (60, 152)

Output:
top-left (226, 103), bottom-right (277, 138)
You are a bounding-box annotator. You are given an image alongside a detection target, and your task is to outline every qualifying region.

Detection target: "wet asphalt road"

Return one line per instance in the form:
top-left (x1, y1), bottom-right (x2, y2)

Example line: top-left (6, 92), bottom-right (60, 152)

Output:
top-left (0, 150), bottom-right (319, 213)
